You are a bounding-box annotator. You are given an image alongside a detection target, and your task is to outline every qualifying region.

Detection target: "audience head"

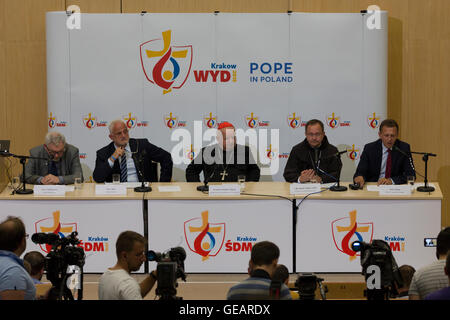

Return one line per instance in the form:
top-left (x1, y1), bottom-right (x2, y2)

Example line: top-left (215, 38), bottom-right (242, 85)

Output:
top-left (23, 251), bottom-right (46, 281)
top-left (436, 227), bottom-right (450, 259)
top-left (272, 264), bottom-right (290, 285)
top-left (249, 241), bottom-right (280, 277)
top-left (398, 265), bottom-right (416, 290)
top-left (0, 216), bottom-right (27, 256)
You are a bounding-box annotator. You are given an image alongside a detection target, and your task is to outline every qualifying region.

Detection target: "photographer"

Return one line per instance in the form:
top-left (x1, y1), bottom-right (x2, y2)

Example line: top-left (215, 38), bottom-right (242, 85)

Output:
top-left (0, 216), bottom-right (36, 300)
top-left (98, 231), bottom-right (157, 300)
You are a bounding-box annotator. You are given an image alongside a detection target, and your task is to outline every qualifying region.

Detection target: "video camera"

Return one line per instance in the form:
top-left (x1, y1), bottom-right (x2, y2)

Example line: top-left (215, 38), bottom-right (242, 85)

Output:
top-left (147, 246), bottom-right (187, 300)
top-left (32, 231), bottom-right (85, 300)
top-left (295, 273), bottom-right (328, 300)
top-left (352, 239), bottom-right (403, 300)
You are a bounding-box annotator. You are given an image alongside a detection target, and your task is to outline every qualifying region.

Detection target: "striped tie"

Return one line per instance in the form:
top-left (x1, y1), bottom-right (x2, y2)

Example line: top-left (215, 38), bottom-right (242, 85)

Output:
top-left (120, 154), bottom-right (127, 182)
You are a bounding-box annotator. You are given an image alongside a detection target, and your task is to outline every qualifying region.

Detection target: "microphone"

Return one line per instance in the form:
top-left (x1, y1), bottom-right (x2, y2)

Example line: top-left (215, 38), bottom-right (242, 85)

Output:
top-left (317, 150), bottom-right (347, 192)
top-left (131, 141), bottom-right (151, 193)
top-left (31, 232), bottom-right (60, 245)
top-left (197, 164), bottom-right (218, 192)
top-left (392, 145), bottom-right (417, 178)
top-left (320, 150), bottom-right (347, 160)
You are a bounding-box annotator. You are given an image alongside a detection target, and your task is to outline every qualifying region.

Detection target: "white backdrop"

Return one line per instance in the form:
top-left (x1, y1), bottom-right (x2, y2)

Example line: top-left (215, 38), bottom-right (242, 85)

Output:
top-left (296, 199), bottom-right (442, 272)
top-left (0, 200), bottom-right (143, 272)
top-left (46, 12), bottom-right (387, 183)
top-left (147, 199), bottom-right (293, 273)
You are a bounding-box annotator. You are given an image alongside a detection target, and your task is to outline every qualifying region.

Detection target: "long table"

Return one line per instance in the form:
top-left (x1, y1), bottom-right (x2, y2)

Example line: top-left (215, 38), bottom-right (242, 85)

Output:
top-left (0, 182), bottom-right (442, 273)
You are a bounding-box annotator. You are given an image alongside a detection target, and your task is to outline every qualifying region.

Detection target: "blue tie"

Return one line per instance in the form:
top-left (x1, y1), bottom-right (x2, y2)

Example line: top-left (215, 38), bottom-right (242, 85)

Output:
top-left (120, 154), bottom-right (127, 182)
top-left (48, 161), bottom-right (58, 176)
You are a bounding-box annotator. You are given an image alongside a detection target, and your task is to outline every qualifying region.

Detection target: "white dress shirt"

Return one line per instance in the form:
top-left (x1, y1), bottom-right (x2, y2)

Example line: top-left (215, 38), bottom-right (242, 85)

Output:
top-left (107, 143), bottom-right (139, 182)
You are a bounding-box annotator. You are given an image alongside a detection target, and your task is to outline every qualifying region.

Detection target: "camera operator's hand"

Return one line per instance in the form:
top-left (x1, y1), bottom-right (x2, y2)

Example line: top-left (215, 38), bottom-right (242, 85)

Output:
top-left (140, 269), bottom-right (157, 298)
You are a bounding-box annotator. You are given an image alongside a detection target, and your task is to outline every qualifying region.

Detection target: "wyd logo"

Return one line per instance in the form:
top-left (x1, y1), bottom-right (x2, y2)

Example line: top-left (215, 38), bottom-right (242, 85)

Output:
top-left (83, 113), bottom-right (97, 129)
top-left (184, 211), bottom-right (225, 261)
top-left (203, 112), bottom-right (218, 129)
top-left (367, 112), bottom-right (382, 129)
top-left (244, 112), bottom-right (269, 129)
top-left (347, 144), bottom-right (361, 161)
top-left (48, 112), bottom-right (56, 128)
top-left (287, 113), bottom-right (301, 129)
top-left (34, 211), bottom-right (77, 253)
top-left (332, 210), bottom-right (373, 261)
top-left (140, 30), bottom-right (192, 95)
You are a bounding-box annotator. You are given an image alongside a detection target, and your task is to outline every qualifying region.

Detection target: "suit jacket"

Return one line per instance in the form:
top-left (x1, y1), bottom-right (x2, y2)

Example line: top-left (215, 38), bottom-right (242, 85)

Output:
top-left (353, 139), bottom-right (415, 184)
top-left (24, 144), bottom-right (83, 185)
top-left (283, 136), bottom-right (342, 183)
top-left (93, 138), bottom-right (173, 183)
top-left (186, 144), bottom-right (260, 182)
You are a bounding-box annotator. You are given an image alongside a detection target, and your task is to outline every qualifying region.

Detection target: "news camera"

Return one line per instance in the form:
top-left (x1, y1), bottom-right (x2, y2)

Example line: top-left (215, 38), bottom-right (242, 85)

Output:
top-left (147, 246), bottom-right (187, 300)
top-left (32, 231), bottom-right (85, 300)
top-left (295, 273), bottom-right (328, 300)
top-left (351, 239), bottom-right (403, 300)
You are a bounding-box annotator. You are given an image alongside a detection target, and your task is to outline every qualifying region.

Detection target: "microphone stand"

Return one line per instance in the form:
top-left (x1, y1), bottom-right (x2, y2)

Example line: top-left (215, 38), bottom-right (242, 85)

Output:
top-left (329, 153), bottom-right (347, 192)
top-left (318, 151), bottom-right (347, 192)
top-left (411, 151), bottom-right (437, 193)
top-left (8, 153), bottom-right (48, 195)
top-left (197, 165), bottom-right (217, 192)
top-left (132, 154), bottom-right (151, 193)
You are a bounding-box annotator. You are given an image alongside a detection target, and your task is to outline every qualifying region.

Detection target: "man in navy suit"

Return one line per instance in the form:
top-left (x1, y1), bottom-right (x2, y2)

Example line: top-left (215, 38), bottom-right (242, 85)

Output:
top-left (93, 120), bottom-right (172, 183)
top-left (353, 119), bottom-right (415, 187)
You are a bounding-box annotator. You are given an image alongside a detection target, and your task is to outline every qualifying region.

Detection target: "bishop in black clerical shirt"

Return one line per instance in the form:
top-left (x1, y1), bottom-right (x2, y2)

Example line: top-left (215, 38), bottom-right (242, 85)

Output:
top-left (185, 122), bottom-right (260, 183)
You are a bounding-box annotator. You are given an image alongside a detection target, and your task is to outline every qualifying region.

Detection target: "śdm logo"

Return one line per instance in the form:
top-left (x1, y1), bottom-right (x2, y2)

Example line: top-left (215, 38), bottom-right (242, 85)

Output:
top-left (287, 113), bottom-right (301, 129)
top-left (34, 211), bottom-right (77, 254)
top-left (140, 30), bottom-right (192, 95)
top-left (347, 144), bottom-right (360, 161)
top-left (204, 112), bottom-right (218, 129)
top-left (184, 211), bottom-right (225, 261)
top-left (367, 112), bottom-right (381, 129)
top-left (331, 210), bottom-right (373, 261)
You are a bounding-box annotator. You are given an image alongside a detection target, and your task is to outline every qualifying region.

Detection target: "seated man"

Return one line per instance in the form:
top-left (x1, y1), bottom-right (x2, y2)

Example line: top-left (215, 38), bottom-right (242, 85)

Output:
top-left (98, 231), bottom-right (157, 300)
top-left (226, 241), bottom-right (292, 300)
top-left (24, 132), bottom-right (83, 185)
top-left (93, 120), bottom-right (173, 183)
top-left (425, 253), bottom-right (450, 300)
top-left (409, 227), bottom-right (450, 300)
top-left (284, 119), bottom-right (342, 183)
top-left (186, 122), bottom-right (260, 183)
top-left (353, 119), bottom-right (415, 186)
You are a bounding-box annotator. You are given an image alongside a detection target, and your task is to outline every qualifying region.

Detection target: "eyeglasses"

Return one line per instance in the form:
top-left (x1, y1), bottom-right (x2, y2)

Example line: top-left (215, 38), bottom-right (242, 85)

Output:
top-left (112, 129), bottom-right (129, 137)
top-left (306, 132), bottom-right (324, 138)
top-left (45, 145), bottom-right (66, 156)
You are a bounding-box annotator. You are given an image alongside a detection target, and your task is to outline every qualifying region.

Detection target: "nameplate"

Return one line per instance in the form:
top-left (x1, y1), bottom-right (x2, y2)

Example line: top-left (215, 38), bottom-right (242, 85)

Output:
top-left (290, 183), bottom-right (321, 195)
top-left (34, 185), bottom-right (66, 196)
top-left (95, 185), bottom-right (127, 195)
top-left (379, 185), bottom-right (411, 196)
top-left (158, 186), bottom-right (181, 192)
top-left (209, 184), bottom-right (241, 196)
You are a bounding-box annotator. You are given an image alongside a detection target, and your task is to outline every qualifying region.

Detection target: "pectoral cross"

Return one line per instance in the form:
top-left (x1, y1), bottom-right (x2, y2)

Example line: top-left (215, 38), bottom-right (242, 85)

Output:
top-left (220, 169), bottom-right (228, 181)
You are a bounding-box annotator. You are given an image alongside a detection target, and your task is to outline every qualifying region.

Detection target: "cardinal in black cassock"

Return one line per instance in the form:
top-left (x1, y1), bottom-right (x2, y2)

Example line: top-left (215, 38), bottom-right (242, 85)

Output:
top-left (185, 122), bottom-right (260, 183)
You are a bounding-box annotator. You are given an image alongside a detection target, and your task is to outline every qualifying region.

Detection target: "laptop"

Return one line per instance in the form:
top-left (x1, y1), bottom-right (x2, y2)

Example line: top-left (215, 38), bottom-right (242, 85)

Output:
top-left (0, 140), bottom-right (11, 155)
